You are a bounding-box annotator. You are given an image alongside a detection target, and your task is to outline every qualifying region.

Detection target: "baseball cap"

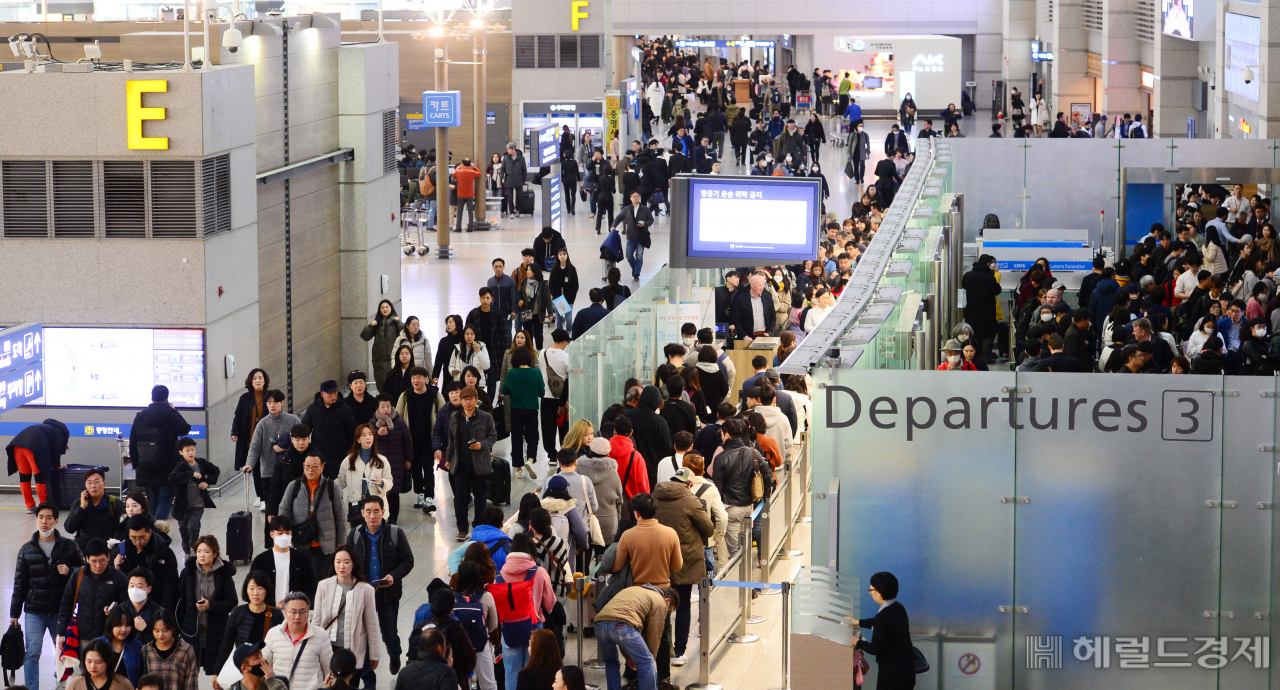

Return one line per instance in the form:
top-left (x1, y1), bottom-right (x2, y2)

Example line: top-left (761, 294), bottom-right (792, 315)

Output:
top-left (319, 380), bottom-right (340, 394)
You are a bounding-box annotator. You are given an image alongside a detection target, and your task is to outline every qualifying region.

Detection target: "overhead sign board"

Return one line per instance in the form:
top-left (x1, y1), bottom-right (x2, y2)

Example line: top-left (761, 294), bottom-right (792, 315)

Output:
top-left (0, 323), bottom-right (43, 376)
top-left (422, 90), bottom-right (462, 127)
top-left (535, 124), bottom-right (560, 166)
top-left (673, 39), bottom-right (775, 49)
top-left (405, 113), bottom-right (428, 131)
top-left (0, 361), bottom-right (43, 412)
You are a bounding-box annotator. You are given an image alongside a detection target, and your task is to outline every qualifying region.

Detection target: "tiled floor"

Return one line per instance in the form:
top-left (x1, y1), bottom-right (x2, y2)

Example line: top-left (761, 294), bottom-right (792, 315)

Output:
top-left (4, 109), bottom-right (983, 690)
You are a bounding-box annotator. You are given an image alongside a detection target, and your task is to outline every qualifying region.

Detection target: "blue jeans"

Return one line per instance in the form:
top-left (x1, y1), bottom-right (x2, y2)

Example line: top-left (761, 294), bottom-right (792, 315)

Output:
top-left (25, 611), bottom-right (58, 690)
top-left (625, 240), bottom-right (645, 279)
top-left (424, 200), bottom-right (437, 227)
top-left (146, 484), bottom-right (174, 520)
top-left (502, 639), bottom-right (530, 690)
top-left (596, 621), bottom-right (657, 690)
top-left (554, 305), bottom-right (574, 332)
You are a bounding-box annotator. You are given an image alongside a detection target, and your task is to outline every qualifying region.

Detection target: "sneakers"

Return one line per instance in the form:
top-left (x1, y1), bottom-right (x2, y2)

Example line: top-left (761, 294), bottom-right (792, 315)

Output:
top-left (26, 507), bottom-right (36, 514)
top-left (456, 532), bottom-right (469, 542)
top-left (515, 466), bottom-right (524, 478)
top-left (413, 494), bottom-right (425, 509)
top-left (672, 654), bottom-right (689, 667)
top-left (526, 464), bottom-right (538, 480)
top-left (424, 497), bottom-right (437, 513)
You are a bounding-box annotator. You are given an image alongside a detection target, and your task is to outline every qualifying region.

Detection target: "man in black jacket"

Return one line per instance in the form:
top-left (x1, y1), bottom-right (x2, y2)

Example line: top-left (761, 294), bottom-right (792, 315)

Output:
top-left (130, 385), bottom-right (192, 520)
top-left (251, 515), bottom-right (318, 607)
top-left (116, 514), bottom-right (180, 611)
top-left (532, 226), bottom-right (567, 271)
top-left (395, 628), bottom-right (457, 690)
top-left (883, 124), bottom-right (908, 156)
top-left (266, 424), bottom-right (312, 523)
top-left (11, 502), bottom-right (84, 689)
top-left (346, 496), bottom-right (416, 676)
top-left (714, 272), bottom-right (741, 331)
top-left (961, 256), bottom-right (1003, 363)
top-left (56, 538), bottom-right (127, 653)
top-left (571, 289), bottom-right (610, 340)
top-left (709, 419), bottom-right (766, 558)
top-left (644, 141), bottom-right (670, 216)
top-left (300, 380), bottom-right (357, 479)
top-left (625, 386), bottom-right (674, 490)
top-left (748, 119), bottom-right (772, 162)
top-left (64, 468), bottom-right (123, 548)
top-left (1061, 310), bottom-right (1095, 371)
top-left (1035, 333), bottom-right (1082, 372)
top-left (466, 287), bottom-right (510, 401)
top-left (728, 273), bottom-right (777, 344)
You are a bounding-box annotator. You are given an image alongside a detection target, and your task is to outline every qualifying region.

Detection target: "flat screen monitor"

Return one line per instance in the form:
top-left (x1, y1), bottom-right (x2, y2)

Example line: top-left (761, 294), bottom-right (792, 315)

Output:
top-left (41, 327), bottom-right (205, 408)
top-left (863, 76), bottom-right (883, 89)
top-left (686, 177), bottom-right (821, 263)
top-left (1162, 0), bottom-right (1192, 39)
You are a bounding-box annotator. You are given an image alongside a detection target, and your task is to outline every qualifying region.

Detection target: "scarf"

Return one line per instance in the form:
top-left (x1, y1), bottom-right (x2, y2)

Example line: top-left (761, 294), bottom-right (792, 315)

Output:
top-left (250, 390), bottom-right (265, 436)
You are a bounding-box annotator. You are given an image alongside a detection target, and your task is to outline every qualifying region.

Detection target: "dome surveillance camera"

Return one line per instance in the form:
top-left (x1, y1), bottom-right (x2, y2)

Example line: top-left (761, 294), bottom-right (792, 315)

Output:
top-left (1243, 67), bottom-right (1254, 84)
top-left (223, 27), bottom-right (243, 53)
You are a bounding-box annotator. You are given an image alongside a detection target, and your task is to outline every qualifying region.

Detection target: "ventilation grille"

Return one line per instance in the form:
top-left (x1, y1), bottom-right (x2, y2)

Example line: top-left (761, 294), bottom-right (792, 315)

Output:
top-left (1, 161), bottom-right (50, 238)
top-left (515, 35), bottom-right (536, 69)
top-left (382, 110), bottom-right (397, 174)
top-left (536, 35), bottom-right (556, 68)
top-left (1043, 0), bottom-right (1053, 24)
top-left (579, 35), bottom-right (601, 68)
top-left (1083, 0), bottom-right (1103, 31)
top-left (1135, 0), bottom-right (1156, 41)
top-left (103, 160), bottom-right (146, 238)
top-left (52, 161), bottom-right (95, 237)
top-left (559, 35), bottom-right (579, 68)
top-left (201, 154), bottom-right (231, 238)
top-left (150, 160), bottom-right (198, 238)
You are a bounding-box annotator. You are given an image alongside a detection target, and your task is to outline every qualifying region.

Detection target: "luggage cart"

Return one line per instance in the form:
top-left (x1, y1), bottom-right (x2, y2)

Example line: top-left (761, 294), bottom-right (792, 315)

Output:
top-left (400, 206), bottom-right (431, 256)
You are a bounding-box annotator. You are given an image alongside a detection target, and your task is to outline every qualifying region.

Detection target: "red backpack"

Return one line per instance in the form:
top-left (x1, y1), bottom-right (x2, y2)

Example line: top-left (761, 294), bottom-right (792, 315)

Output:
top-left (486, 566), bottom-right (542, 647)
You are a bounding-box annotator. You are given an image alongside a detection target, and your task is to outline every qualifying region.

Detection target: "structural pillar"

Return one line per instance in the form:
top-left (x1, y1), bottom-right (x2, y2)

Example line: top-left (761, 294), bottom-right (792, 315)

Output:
top-left (1258, 1), bottom-right (1280, 139)
top-left (1101, 0), bottom-right (1144, 119)
top-left (1001, 0), bottom-right (1036, 108)
top-left (473, 25), bottom-right (488, 229)
top-left (1153, 30), bottom-right (1200, 138)
top-left (435, 37), bottom-right (452, 257)
top-left (1052, 0), bottom-right (1093, 124)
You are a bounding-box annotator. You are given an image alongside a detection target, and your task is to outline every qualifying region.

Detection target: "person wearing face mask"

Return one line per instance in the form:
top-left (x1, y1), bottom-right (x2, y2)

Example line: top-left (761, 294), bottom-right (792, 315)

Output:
top-left (848, 120), bottom-right (870, 186)
top-left (116, 568), bottom-right (165, 645)
top-left (748, 119), bottom-right (772, 162)
top-left (252, 516), bottom-right (319, 608)
top-left (808, 163), bottom-right (829, 214)
top-left (214, 573), bottom-right (284, 685)
top-left (224, 642), bottom-right (289, 690)
top-left (937, 339), bottom-right (976, 371)
top-left (117, 515), bottom-right (180, 611)
top-left (750, 154), bottom-right (772, 176)
top-left (12, 501), bottom-right (85, 690)
top-left (1184, 315), bottom-right (1217, 358)
top-left (772, 119), bottom-right (805, 168)
top-left (961, 255), bottom-right (1003, 365)
top-left (1240, 318), bottom-right (1278, 375)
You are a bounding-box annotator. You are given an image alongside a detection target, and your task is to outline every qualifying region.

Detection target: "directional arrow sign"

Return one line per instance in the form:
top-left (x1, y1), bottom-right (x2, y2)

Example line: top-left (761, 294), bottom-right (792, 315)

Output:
top-left (0, 323), bottom-right (44, 376)
top-left (0, 360), bottom-right (44, 411)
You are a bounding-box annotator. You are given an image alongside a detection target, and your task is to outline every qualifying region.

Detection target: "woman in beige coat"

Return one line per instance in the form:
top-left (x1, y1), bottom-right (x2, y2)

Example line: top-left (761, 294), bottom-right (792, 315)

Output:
top-left (311, 547), bottom-right (383, 675)
top-left (336, 425), bottom-right (393, 521)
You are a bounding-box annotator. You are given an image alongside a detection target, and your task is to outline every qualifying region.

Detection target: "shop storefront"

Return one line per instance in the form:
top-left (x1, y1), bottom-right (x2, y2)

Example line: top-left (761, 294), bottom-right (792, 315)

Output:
top-left (519, 100), bottom-right (606, 163)
top-left (832, 34), bottom-right (962, 114)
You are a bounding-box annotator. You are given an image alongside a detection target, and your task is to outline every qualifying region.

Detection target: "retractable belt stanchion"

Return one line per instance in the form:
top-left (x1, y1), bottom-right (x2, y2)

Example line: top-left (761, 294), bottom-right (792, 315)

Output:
top-left (766, 581), bottom-right (792, 690)
top-left (685, 574), bottom-right (721, 690)
top-left (575, 575), bottom-right (600, 690)
top-left (729, 515), bottom-right (761, 641)
top-left (779, 459), bottom-right (803, 559)
top-left (751, 502), bottom-right (778, 600)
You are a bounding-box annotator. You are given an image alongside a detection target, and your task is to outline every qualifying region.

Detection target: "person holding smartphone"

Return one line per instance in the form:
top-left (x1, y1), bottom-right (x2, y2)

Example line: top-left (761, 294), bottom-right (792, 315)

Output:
top-left (177, 536), bottom-right (239, 675)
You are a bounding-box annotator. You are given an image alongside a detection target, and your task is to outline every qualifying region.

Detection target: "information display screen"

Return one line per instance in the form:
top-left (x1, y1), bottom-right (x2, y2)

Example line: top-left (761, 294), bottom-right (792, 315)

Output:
top-left (686, 177), bottom-right (821, 262)
top-left (41, 328), bottom-right (205, 408)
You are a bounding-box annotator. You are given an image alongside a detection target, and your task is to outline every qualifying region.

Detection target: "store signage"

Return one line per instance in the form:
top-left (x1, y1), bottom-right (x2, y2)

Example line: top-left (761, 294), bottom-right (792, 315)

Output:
top-left (405, 113), bottom-right (427, 131)
top-left (0, 422), bottom-right (207, 438)
top-left (1031, 41), bottom-right (1054, 61)
top-left (1141, 68), bottom-right (1156, 90)
top-left (422, 90), bottom-right (461, 127)
top-left (126, 79), bottom-right (168, 150)
top-left (605, 94), bottom-right (620, 150)
top-left (549, 104), bottom-right (577, 111)
top-left (911, 54), bottom-right (945, 72)
top-left (536, 124), bottom-right (560, 166)
top-left (673, 39), bottom-right (775, 49)
top-left (570, 0), bottom-right (588, 31)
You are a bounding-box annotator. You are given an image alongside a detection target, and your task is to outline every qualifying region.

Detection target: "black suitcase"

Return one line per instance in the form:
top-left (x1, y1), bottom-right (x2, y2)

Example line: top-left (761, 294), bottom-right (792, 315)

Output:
top-left (517, 189), bottom-right (536, 216)
top-left (226, 473), bottom-right (253, 565)
top-left (52, 465), bottom-right (109, 510)
top-left (488, 457), bottom-right (511, 506)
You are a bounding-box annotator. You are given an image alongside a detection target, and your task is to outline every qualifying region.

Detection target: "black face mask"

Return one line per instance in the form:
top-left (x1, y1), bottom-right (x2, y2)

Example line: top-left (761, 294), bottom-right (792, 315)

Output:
top-left (249, 665), bottom-right (266, 677)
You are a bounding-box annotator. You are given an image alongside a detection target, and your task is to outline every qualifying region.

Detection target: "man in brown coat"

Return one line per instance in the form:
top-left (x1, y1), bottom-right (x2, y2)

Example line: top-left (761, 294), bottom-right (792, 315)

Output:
top-left (653, 472), bottom-right (714, 670)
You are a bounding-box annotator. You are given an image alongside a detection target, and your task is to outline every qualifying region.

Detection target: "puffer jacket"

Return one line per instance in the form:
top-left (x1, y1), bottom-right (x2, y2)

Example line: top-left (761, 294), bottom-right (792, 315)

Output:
top-left (261, 620), bottom-right (333, 690)
top-left (578, 455), bottom-right (623, 542)
top-left (299, 394), bottom-right (358, 478)
top-left (710, 438), bottom-right (766, 507)
top-left (57, 564), bottom-right (128, 638)
top-left (278, 476), bottom-right (347, 556)
top-left (361, 316), bottom-right (403, 374)
top-left (398, 652), bottom-right (457, 690)
top-left (120, 530), bottom-right (181, 610)
top-left (540, 496), bottom-right (589, 570)
top-left (129, 402), bottom-right (192, 486)
top-left (267, 446), bottom-right (308, 518)
top-left (371, 410), bottom-right (413, 495)
top-left (755, 404), bottom-right (794, 464)
top-left (392, 331), bottom-right (433, 375)
top-left (176, 556), bottom-right (238, 673)
top-left (608, 435), bottom-right (650, 500)
top-left (651, 482), bottom-right (715, 585)
top-left (11, 530), bottom-right (84, 617)
top-left (6, 419), bottom-right (70, 477)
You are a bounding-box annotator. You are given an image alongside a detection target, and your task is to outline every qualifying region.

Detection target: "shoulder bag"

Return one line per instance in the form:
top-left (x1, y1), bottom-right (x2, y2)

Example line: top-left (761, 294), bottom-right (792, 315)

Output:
top-left (580, 475), bottom-right (605, 546)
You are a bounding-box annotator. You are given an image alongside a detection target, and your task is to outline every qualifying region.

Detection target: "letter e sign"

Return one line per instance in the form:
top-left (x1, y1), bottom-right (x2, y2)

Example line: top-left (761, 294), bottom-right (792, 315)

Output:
top-left (127, 79), bottom-right (169, 150)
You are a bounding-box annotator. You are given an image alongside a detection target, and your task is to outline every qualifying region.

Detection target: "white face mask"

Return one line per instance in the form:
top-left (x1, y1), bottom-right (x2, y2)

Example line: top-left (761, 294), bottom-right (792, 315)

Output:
top-left (274, 534), bottom-right (293, 549)
top-left (127, 587), bottom-right (148, 604)
top-left (766, 155), bottom-right (774, 162)
top-left (958, 334), bottom-right (969, 342)
top-left (1256, 328), bottom-right (1267, 338)
top-left (683, 337), bottom-right (695, 348)
top-left (785, 155), bottom-right (792, 163)
top-left (38, 528), bottom-right (55, 539)
top-left (1205, 328), bottom-right (1215, 335)
top-left (1040, 313), bottom-right (1053, 322)
top-left (947, 354), bottom-right (962, 364)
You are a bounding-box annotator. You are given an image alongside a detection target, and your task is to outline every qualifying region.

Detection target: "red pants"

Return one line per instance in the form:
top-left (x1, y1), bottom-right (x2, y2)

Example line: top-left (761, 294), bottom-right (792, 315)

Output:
top-left (14, 447), bottom-right (48, 508)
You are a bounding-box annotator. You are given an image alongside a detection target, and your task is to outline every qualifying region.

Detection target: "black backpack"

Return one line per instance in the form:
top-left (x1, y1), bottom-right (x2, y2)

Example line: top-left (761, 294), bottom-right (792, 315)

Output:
top-left (132, 424), bottom-right (165, 473)
top-left (1, 622), bottom-right (24, 684)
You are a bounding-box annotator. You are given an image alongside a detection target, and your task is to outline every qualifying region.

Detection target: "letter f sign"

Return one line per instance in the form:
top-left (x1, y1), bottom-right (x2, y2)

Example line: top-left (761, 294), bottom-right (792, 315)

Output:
top-left (571, 0), bottom-right (589, 30)
top-left (127, 80), bottom-right (169, 150)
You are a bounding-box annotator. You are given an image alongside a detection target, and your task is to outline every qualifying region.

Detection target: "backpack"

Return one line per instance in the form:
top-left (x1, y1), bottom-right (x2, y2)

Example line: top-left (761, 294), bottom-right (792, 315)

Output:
top-left (419, 166), bottom-right (436, 196)
top-left (486, 566), bottom-right (542, 648)
top-left (487, 537), bottom-right (510, 561)
top-left (132, 424), bottom-right (166, 473)
top-left (453, 592), bottom-right (491, 653)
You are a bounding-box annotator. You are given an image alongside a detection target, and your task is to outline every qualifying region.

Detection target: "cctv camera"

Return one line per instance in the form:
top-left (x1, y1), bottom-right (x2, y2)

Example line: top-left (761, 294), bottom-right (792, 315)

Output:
top-left (7, 36), bottom-right (19, 58)
top-left (223, 27), bottom-right (243, 53)
top-left (1243, 67), bottom-right (1254, 84)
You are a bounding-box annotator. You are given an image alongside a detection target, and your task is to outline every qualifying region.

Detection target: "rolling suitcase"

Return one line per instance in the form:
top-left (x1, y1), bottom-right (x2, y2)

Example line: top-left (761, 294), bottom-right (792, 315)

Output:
top-left (488, 457), bottom-right (511, 506)
top-left (226, 472), bottom-right (253, 565)
top-left (517, 188), bottom-right (536, 216)
top-left (52, 465), bottom-right (110, 510)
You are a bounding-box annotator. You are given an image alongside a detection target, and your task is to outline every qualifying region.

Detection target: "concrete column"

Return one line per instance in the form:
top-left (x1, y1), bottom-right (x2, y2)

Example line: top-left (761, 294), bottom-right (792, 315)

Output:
top-left (1153, 31), bottom-right (1199, 137)
top-left (338, 42), bottom-right (402, 384)
top-left (1101, 0), bottom-right (1144, 118)
top-left (1052, 0), bottom-right (1093, 121)
top-left (1002, 0), bottom-right (1036, 105)
top-left (1258, 1), bottom-right (1280, 138)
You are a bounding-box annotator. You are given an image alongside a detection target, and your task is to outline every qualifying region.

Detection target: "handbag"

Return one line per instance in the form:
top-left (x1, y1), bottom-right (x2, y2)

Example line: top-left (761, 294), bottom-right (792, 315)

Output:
top-left (580, 476), bottom-right (605, 546)
top-left (844, 159), bottom-right (855, 179)
top-left (913, 645), bottom-right (930, 673)
top-left (854, 650), bottom-right (869, 686)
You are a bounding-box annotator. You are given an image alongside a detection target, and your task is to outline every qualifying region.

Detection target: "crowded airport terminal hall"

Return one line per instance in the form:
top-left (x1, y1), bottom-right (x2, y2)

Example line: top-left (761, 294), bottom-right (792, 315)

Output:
top-left (0, 0), bottom-right (1277, 688)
